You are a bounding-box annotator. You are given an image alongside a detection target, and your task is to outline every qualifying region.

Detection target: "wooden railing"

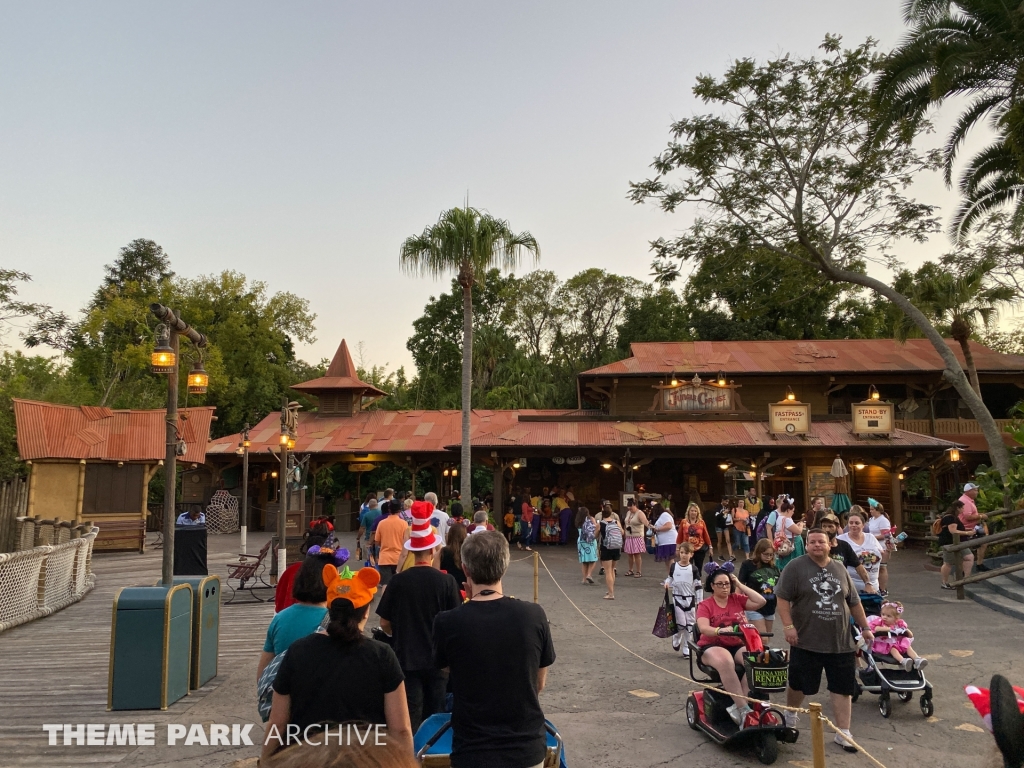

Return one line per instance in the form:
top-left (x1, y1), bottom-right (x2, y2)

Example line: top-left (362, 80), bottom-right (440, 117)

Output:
top-left (897, 418), bottom-right (1014, 437)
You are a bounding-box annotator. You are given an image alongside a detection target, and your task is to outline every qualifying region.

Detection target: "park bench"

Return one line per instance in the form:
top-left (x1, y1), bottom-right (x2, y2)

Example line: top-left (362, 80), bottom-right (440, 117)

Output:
top-left (91, 519), bottom-right (147, 553)
top-left (224, 539), bottom-right (277, 604)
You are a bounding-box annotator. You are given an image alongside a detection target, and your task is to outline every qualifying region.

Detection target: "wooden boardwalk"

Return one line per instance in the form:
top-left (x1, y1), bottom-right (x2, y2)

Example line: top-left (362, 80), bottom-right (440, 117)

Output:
top-left (0, 532), bottom-right (276, 767)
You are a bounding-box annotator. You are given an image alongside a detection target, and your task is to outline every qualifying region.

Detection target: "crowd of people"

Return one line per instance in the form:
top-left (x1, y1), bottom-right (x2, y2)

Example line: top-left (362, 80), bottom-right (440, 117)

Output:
top-left (257, 490), bottom-right (555, 768)
top-left (253, 480), bottom-right (982, 764)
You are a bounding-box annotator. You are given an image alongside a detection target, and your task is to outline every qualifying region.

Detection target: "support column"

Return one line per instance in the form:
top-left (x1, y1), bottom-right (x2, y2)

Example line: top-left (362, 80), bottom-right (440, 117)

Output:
top-left (77, 460), bottom-right (87, 524)
top-left (492, 463), bottom-right (505, 531)
top-left (890, 461), bottom-right (904, 533)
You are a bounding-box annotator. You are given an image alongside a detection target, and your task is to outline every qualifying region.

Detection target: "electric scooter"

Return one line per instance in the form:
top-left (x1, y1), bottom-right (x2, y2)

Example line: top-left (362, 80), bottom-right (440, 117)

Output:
top-left (685, 622), bottom-right (799, 765)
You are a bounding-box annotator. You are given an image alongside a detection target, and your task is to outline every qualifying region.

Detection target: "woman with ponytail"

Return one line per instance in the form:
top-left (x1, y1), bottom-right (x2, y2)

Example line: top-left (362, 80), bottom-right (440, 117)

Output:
top-left (261, 564), bottom-right (413, 762)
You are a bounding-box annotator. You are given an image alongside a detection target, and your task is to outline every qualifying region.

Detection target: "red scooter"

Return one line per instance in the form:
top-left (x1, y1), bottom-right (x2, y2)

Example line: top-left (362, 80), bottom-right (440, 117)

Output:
top-left (685, 622), bottom-right (798, 765)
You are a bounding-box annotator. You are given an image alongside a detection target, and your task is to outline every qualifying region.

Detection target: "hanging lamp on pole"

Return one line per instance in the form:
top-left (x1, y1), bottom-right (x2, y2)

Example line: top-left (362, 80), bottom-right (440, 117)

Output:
top-left (151, 324), bottom-right (176, 373)
top-left (187, 359), bottom-right (209, 394)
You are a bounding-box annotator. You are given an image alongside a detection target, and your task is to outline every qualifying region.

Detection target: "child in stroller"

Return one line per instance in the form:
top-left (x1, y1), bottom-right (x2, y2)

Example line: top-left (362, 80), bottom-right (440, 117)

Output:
top-left (867, 600), bottom-right (926, 673)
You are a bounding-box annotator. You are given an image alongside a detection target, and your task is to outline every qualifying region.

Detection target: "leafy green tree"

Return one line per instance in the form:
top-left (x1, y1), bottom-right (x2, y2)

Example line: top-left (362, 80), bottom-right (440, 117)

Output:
top-left (616, 288), bottom-right (692, 351)
top-left (893, 258), bottom-right (1017, 394)
top-left (871, 0), bottom-right (1024, 235)
top-left (552, 269), bottom-right (642, 369)
top-left (629, 37), bottom-right (1014, 478)
top-left (500, 270), bottom-right (562, 360)
top-left (0, 270), bottom-right (51, 343)
top-left (401, 208), bottom-right (539, 501)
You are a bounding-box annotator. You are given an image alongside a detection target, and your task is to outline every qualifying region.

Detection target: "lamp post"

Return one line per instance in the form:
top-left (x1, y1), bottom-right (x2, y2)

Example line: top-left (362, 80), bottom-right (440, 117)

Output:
top-left (275, 398), bottom-right (300, 581)
top-left (236, 424), bottom-right (251, 554)
top-left (150, 303), bottom-right (208, 587)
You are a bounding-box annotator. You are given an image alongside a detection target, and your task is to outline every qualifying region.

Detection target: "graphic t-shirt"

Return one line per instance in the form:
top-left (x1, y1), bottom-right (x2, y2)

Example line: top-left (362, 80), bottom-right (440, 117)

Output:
top-left (828, 538), bottom-right (860, 571)
top-left (738, 559), bottom-right (780, 616)
top-left (430, 509), bottom-right (451, 545)
top-left (696, 593), bottom-right (749, 647)
top-left (837, 533), bottom-right (884, 591)
top-left (677, 519), bottom-right (710, 549)
top-left (775, 556), bottom-right (860, 654)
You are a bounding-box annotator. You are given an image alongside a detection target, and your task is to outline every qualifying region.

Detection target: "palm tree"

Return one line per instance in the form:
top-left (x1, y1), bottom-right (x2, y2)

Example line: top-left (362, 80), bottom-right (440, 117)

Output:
top-left (894, 257), bottom-right (1017, 394)
top-left (400, 207), bottom-right (539, 500)
top-left (870, 0), bottom-right (1024, 235)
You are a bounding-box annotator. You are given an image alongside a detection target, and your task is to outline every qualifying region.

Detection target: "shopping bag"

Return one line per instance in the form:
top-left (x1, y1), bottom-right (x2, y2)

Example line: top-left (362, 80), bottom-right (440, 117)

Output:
top-left (652, 592), bottom-right (678, 639)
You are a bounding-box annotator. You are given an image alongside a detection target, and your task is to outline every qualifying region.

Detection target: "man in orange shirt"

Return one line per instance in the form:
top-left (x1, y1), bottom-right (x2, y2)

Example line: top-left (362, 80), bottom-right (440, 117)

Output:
top-left (374, 500), bottom-right (409, 587)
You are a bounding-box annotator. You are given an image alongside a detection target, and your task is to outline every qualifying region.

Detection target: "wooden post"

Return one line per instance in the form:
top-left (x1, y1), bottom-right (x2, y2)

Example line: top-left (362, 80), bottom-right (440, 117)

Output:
top-left (533, 550), bottom-right (539, 603)
top-left (492, 463), bottom-right (505, 531)
top-left (809, 702), bottom-right (826, 768)
top-left (26, 460), bottom-right (36, 518)
top-left (77, 460), bottom-right (87, 524)
top-left (890, 460), bottom-right (904, 533)
top-left (955, 549), bottom-right (965, 601)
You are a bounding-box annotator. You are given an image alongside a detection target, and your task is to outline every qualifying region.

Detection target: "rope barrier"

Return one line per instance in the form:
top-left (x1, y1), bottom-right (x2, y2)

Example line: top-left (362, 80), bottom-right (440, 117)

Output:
top-left (528, 553), bottom-right (889, 768)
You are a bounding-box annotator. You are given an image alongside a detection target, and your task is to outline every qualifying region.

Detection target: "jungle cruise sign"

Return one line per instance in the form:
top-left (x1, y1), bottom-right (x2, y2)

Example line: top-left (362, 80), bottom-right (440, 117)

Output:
top-left (650, 373), bottom-right (742, 413)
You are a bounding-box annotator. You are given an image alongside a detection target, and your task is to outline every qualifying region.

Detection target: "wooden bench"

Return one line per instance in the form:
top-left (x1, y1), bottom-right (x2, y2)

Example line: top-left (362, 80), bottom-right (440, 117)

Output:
top-left (225, 539), bottom-right (277, 604)
top-left (91, 519), bottom-right (146, 553)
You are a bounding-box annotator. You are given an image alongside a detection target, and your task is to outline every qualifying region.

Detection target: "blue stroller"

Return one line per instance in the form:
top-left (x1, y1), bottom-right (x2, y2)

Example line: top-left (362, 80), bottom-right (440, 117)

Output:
top-left (414, 713), bottom-right (567, 767)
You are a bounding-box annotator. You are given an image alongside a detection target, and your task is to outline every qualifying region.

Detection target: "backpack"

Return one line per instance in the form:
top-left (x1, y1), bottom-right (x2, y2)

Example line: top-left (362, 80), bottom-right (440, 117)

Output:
top-left (581, 517), bottom-right (596, 544)
top-left (603, 519), bottom-right (623, 550)
top-left (755, 514), bottom-right (771, 541)
top-left (931, 517), bottom-right (943, 536)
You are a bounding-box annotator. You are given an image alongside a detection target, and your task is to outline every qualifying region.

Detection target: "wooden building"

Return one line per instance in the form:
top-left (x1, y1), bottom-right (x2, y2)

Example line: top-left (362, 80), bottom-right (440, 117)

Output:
top-left (13, 400), bottom-right (215, 550)
top-left (205, 337), bottom-right (1024, 534)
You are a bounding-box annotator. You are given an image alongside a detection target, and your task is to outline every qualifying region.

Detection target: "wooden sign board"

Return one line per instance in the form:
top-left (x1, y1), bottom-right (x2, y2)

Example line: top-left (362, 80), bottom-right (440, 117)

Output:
top-left (852, 402), bottom-right (894, 436)
top-left (348, 463), bottom-right (376, 473)
top-left (663, 384), bottom-right (734, 411)
top-left (769, 402), bottom-right (810, 435)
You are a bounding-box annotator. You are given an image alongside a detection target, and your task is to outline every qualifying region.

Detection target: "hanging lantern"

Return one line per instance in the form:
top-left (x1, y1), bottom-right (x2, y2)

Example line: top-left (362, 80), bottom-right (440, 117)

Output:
top-left (187, 360), bottom-right (209, 394)
top-left (785, 386), bottom-right (796, 401)
top-left (287, 437), bottom-right (296, 450)
top-left (868, 384), bottom-right (880, 401)
top-left (279, 433), bottom-right (290, 446)
top-left (717, 371), bottom-right (727, 386)
top-left (451, 468), bottom-right (458, 477)
top-left (948, 447), bottom-right (961, 463)
top-left (151, 325), bottom-right (175, 373)
top-left (669, 371), bottom-right (679, 387)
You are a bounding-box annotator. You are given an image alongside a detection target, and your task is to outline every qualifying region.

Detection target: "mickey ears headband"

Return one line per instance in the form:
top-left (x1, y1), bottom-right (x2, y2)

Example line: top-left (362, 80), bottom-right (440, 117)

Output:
top-left (704, 561), bottom-right (735, 576)
top-left (307, 545), bottom-right (350, 565)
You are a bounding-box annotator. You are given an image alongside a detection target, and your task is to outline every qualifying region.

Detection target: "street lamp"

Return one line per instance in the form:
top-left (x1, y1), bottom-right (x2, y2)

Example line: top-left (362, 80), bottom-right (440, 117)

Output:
top-left (187, 360), bottom-right (209, 395)
top-left (150, 304), bottom-right (208, 586)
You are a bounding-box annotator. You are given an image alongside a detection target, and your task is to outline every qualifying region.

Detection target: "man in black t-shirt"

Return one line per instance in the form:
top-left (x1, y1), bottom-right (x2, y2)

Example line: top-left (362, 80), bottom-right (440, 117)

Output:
top-left (433, 531), bottom-right (556, 768)
top-left (939, 500), bottom-right (974, 589)
top-left (819, 513), bottom-right (877, 594)
top-left (377, 501), bottom-right (461, 730)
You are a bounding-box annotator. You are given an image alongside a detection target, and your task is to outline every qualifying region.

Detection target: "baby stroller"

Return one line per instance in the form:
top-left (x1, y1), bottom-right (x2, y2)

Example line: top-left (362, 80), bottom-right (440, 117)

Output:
top-left (852, 623), bottom-right (934, 719)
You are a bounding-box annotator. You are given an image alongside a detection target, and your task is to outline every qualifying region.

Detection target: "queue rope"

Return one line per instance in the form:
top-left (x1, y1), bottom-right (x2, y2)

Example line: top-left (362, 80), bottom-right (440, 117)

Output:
top-left (526, 553), bottom-right (889, 768)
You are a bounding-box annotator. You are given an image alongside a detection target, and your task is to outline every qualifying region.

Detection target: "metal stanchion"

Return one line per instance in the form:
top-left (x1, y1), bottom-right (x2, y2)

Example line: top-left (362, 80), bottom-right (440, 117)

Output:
top-left (533, 551), bottom-right (539, 603)
top-left (809, 701), bottom-right (826, 768)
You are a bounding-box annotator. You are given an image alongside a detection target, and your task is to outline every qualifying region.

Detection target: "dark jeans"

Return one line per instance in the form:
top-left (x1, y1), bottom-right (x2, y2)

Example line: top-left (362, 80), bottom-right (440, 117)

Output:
top-left (404, 668), bottom-right (448, 731)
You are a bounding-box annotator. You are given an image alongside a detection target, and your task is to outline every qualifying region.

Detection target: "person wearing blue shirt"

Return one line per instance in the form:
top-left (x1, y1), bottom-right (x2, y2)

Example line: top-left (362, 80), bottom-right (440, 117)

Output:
top-left (176, 509), bottom-right (205, 525)
top-left (257, 556), bottom-right (330, 683)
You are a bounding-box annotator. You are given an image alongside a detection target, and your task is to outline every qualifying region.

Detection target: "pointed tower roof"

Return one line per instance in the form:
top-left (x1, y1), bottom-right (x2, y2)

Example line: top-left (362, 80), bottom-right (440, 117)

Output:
top-left (290, 339), bottom-right (387, 397)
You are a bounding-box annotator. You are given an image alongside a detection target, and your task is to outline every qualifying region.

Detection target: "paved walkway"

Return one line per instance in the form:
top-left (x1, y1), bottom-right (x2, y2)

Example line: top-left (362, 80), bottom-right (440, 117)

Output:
top-left (0, 535), bottom-right (1014, 767)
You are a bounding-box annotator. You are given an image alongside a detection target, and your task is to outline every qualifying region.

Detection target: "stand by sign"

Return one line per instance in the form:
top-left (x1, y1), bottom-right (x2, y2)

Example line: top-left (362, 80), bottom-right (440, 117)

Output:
top-left (769, 402), bottom-right (810, 435)
top-left (852, 401), bottom-right (894, 436)
top-left (662, 384), bottom-right (733, 411)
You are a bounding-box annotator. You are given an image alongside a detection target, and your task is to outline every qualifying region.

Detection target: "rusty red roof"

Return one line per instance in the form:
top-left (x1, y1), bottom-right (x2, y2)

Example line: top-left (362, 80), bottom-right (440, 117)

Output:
top-left (582, 339), bottom-right (1024, 377)
top-left (207, 407), bottom-right (954, 457)
top-left (290, 339), bottom-right (387, 397)
top-left (14, 400), bottom-right (214, 463)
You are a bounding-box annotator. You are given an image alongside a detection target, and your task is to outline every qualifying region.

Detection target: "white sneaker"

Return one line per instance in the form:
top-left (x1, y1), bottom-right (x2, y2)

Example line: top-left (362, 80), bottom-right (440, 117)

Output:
top-left (681, 646), bottom-right (690, 658)
top-left (834, 729), bottom-right (857, 752)
top-left (672, 635), bottom-right (682, 651)
top-left (784, 712), bottom-right (799, 729)
top-left (727, 704), bottom-right (752, 726)
top-left (901, 658), bottom-right (914, 672)
top-left (914, 657), bottom-right (928, 670)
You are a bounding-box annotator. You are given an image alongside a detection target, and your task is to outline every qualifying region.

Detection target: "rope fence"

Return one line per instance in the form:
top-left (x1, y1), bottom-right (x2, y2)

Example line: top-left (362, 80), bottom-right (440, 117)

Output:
top-left (522, 553), bottom-right (889, 768)
top-left (0, 529), bottom-right (97, 633)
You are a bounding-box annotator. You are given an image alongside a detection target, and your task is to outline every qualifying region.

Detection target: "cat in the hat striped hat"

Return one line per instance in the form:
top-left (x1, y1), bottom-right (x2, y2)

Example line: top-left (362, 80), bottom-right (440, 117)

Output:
top-left (404, 500), bottom-right (440, 551)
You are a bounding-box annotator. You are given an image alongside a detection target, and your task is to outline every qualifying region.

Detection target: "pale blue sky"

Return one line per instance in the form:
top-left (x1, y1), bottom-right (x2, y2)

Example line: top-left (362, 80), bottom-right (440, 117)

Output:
top-left (0, 2), bottom-right (976, 371)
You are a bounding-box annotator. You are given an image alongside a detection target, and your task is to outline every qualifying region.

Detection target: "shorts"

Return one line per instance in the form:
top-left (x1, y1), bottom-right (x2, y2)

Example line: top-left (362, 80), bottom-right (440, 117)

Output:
top-left (788, 647), bottom-right (857, 697)
top-left (745, 610), bottom-right (775, 622)
top-left (600, 547), bottom-right (621, 562)
top-left (379, 564), bottom-right (398, 586)
top-left (942, 549), bottom-right (974, 565)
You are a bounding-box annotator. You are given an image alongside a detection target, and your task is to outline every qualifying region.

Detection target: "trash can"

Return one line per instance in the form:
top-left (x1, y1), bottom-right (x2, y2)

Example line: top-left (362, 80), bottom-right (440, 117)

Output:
top-left (174, 524), bottom-right (208, 575)
top-left (108, 584), bottom-right (193, 710)
top-left (162, 575), bottom-right (220, 690)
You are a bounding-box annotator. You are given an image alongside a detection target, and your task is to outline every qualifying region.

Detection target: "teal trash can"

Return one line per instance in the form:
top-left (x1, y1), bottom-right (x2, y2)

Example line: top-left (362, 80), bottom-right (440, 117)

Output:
top-left (162, 575), bottom-right (220, 690)
top-left (108, 584), bottom-right (193, 710)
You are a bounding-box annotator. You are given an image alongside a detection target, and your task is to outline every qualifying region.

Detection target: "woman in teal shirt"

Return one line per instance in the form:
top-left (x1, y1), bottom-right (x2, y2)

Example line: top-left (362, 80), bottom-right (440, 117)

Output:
top-left (257, 554), bottom-right (331, 682)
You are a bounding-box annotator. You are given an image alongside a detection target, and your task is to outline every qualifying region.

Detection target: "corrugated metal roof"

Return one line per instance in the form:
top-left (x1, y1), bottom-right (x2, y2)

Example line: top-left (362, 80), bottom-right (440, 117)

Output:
top-left (582, 339), bottom-right (1024, 376)
top-left (14, 399), bottom-right (214, 463)
top-left (208, 407), bottom-right (954, 456)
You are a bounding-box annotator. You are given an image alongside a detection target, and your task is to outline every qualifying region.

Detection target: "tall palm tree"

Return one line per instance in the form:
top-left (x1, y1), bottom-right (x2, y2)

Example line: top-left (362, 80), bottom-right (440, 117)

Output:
top-left (870, 0), bottom-right (1024, 236)
top-left (400, 207), bottom-right (539, 500)
top-left (894, 257), bottom-right (1017, 394)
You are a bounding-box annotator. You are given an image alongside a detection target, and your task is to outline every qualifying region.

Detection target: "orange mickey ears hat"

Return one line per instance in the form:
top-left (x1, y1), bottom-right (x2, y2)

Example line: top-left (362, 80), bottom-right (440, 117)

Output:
top-left (322, 564), bottom-right (380, 609)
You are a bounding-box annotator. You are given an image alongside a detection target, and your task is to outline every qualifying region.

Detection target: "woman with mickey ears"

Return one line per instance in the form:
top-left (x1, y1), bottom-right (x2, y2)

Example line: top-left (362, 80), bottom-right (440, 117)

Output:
top-left (261, 563), bottom-right (412, 762)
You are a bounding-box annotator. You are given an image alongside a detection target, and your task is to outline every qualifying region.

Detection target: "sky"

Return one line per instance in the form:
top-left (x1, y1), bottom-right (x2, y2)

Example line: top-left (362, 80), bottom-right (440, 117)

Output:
top-left (0, 1), bottom-right (990, 372)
